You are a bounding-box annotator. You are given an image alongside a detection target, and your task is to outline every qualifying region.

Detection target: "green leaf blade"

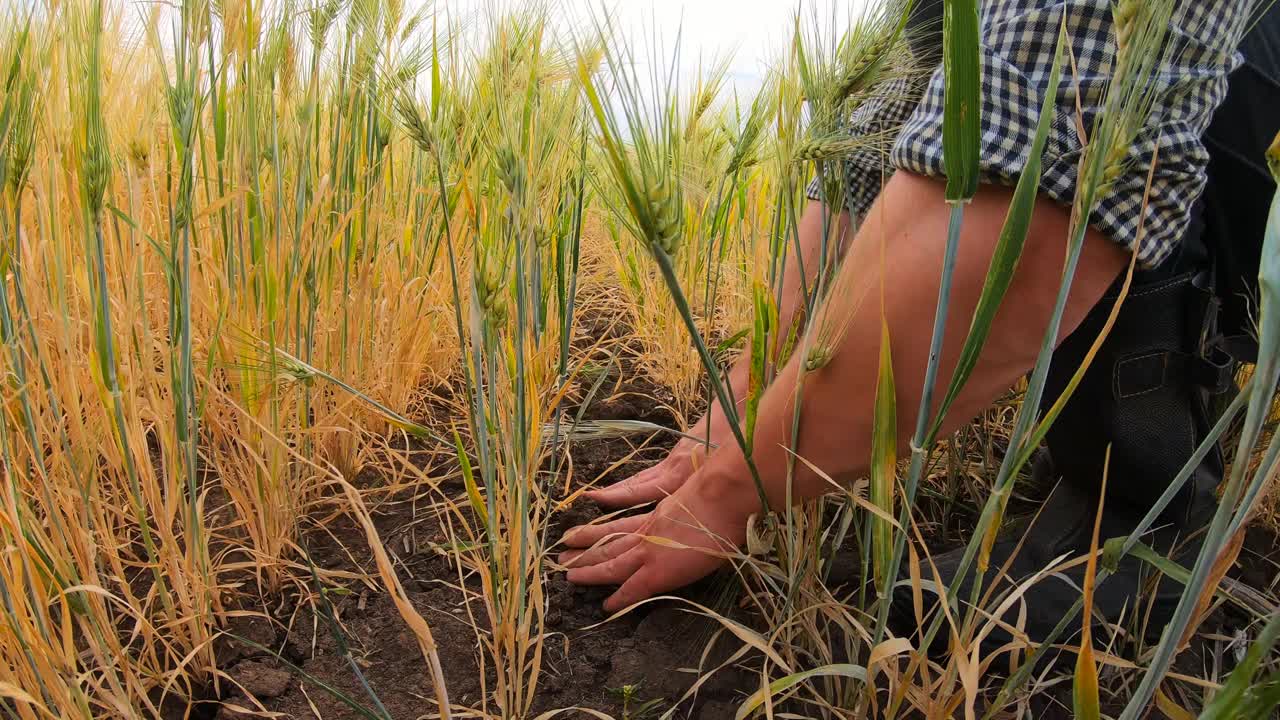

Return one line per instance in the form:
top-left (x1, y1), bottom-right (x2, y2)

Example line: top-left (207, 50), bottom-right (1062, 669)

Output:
top-left (942, 0), bottom-right (981, 202)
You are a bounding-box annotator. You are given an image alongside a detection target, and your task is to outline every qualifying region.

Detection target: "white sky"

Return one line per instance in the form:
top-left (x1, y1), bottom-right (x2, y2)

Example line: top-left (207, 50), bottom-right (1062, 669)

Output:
top-left (448, 0), bottom-right (870, 95)
top-left (119, 0), bottom-right (872, 98)
top-left (577, 0), bottom-right (861, 92)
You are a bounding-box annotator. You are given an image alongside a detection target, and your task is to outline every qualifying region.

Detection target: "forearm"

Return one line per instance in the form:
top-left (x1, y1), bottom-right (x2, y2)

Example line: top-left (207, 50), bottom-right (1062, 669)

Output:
top-left (695, 173), bottom-right (1130, 515)
top-left (692, 202), bottom-right (856, 445)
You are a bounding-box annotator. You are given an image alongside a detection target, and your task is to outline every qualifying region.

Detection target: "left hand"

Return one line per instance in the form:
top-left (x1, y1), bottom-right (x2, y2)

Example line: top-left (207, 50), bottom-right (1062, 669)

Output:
top-left (582, 435), bottom-right (705, 508)
top-left (557, 473), bottom-right (755, 613)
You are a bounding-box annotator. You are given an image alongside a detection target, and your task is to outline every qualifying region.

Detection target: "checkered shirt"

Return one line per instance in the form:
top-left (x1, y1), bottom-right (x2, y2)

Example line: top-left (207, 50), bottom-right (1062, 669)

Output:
top-left (808, 1), bottom-right (1255, 268)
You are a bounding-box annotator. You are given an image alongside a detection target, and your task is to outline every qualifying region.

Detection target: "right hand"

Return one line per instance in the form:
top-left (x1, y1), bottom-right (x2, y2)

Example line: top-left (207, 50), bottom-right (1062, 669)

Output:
top-left (583, 435), bottom-right (709, 508)
top-left (561, 460), bottom-right (757, 611)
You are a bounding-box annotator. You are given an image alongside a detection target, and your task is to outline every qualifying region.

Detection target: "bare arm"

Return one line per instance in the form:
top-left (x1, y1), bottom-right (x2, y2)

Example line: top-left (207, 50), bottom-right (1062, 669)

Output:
top-left (585, 202), bottom-right (855, 506)
top-left (683, 205), bottom-right (857, 449)
top-left (563, 172), bottom-right (1129, 612)
top-left (706, 173), bottom-right (1126, 508)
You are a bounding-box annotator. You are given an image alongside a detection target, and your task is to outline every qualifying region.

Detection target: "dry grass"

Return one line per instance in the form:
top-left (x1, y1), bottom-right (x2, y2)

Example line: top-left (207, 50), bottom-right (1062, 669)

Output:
top-left (0, 0), bottom-right (1276, 718)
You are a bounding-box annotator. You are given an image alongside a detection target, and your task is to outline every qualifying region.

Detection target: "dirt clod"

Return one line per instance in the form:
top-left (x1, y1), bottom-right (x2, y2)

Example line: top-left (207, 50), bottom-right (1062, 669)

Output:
top-left (228, 661), bottom-right (294, 699)
top-left (214, 615), bottom-right (278, 666)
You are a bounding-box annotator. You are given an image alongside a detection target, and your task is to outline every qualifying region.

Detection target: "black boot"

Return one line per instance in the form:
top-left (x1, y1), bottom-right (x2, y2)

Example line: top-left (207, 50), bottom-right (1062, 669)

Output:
top-left (889, 268), bottom-right (1233, 658)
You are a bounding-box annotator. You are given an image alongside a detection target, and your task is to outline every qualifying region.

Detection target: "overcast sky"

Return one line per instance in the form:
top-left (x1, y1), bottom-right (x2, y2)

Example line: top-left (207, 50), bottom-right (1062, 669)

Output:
top-left (449, 0), bottom-right (870, 95)
top-left (119, 0), bottom-right (872, 98)
top-left (572, 0), bottom-right (861, 92)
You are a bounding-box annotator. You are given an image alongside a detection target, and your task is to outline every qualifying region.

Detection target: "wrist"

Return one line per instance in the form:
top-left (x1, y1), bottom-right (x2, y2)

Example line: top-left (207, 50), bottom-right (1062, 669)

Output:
top-left (680, 413), bottom-right (730, 461)
top-left (692, 452), bottom-right (765, 526)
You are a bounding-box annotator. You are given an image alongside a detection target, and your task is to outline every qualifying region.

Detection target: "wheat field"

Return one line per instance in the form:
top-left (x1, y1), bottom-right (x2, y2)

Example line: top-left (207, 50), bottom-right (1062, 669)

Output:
top-left (0, 0), bottom-right (1277, 718)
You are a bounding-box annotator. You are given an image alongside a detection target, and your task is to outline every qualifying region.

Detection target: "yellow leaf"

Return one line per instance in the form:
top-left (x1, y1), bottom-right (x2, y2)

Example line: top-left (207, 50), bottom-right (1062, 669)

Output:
top-left (870, 316), bottom-right (897, 591)
top-left (868, 637), bottom-right (912, 671)
top-left (453, 428), bottom-right (487, 522)
top-left (0, 681), bottom-right (40, 706)
top-left (1156, 688), bottom-right (1196, 720)
top-left (1073, 641), bottom-right (1101, 720)
top-left (1074, 446), bottom-right (1108, 720)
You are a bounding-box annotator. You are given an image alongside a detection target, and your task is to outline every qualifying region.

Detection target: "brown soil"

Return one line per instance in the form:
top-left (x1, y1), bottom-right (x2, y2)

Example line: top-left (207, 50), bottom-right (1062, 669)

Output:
top-left (201, 346), bottom-right (760, 720)
top-left (194, 307), bottom-right (1279, 720)
top-left (199, 413), bottom-right (1280, 720)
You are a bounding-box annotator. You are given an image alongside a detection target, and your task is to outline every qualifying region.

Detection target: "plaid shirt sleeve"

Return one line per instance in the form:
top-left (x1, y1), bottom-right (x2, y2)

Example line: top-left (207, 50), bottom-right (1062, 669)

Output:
top-left (805, 72), bottom-right (926, 218)
top-left (814, 0), bottom-right (1254, 269)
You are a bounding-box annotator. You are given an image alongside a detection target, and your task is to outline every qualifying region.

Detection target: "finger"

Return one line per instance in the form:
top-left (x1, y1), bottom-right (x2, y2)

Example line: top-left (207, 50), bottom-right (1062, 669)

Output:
top-left (563, 533), bottom-right (642, 569)
top-left (603, 564), bottom-right (663, 613)
top-left (565, 546), bottom-right (645, 586)
top-left (559, 514), bottom-right (647, 549)
top-left (586, 469), bottom-right (682, 508)
top-left (583, 464), bottom-right (662, 501)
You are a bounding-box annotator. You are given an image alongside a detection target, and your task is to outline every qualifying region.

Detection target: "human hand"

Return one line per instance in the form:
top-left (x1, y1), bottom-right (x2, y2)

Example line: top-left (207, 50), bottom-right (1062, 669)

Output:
top-left (559, 470), bottom-right (755, 613)
top-left (583, 435), bottom-right (709, 508)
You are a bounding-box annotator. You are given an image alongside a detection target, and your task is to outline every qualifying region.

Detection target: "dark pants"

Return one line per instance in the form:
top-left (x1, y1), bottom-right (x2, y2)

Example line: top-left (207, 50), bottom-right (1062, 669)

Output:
top-left (1041, 4), bottom-right (1280, 518)
top-left (1197, 4), bottom-right (1280, 355)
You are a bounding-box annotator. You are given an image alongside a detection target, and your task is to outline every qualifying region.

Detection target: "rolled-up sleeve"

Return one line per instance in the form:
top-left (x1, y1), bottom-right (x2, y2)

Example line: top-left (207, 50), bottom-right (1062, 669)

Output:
top-left (891, 0), bottom-right (1251, 268)
top-left (805, 71), bottom-right (927, 218)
